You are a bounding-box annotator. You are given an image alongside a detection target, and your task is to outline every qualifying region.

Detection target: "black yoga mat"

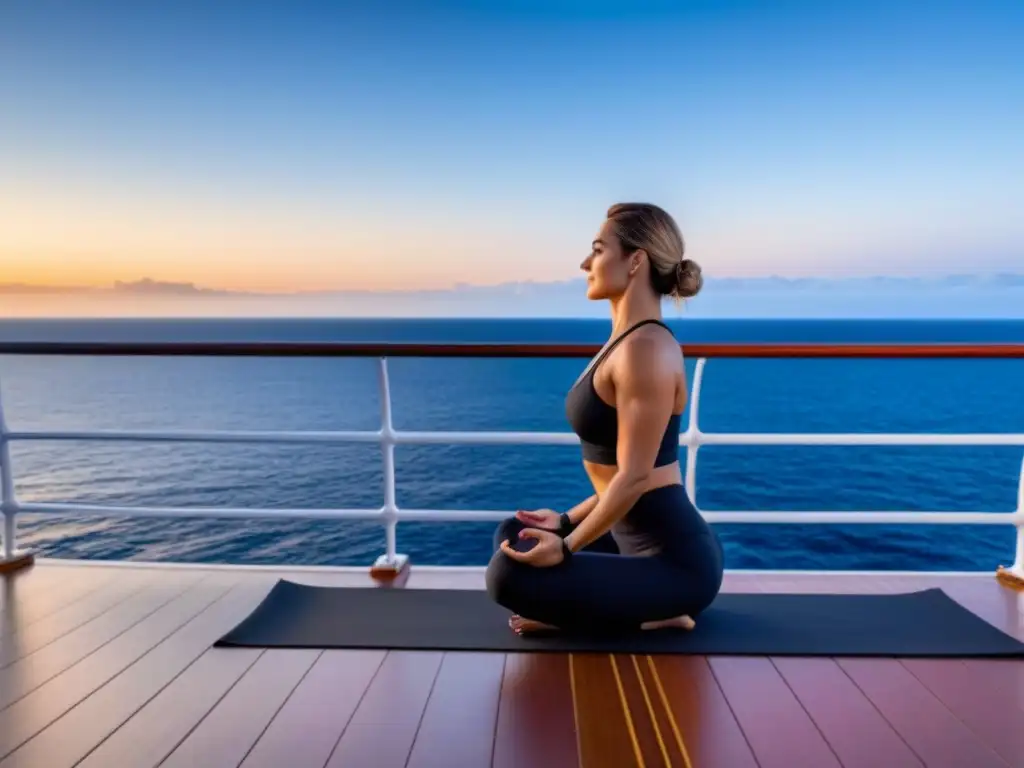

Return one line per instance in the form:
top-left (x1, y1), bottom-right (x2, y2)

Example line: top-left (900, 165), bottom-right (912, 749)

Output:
top-left (214, 580), bottom-right (1024, 657)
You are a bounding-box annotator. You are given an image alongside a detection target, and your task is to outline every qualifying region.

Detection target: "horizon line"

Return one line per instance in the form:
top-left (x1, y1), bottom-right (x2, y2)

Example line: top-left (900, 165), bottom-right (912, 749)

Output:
top-left (5, 271), bottom-right (1024, 297)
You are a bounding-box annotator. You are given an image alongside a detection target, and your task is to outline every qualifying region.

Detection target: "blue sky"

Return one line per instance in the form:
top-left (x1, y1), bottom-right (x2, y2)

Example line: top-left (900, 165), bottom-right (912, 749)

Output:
top-left (1, 0), bottom-right (1021, 294)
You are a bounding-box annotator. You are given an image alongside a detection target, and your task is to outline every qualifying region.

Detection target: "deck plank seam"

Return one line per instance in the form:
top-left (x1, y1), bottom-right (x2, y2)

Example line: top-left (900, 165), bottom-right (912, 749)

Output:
top-left (154, 648), bottom-right (270, 768)
top-left (629, 655), bottom-right (674, 767)
top-left (233, 649), bottom-right (327, 768)
top-left (53, 575), bottom-right (255, 767)
top-left (320, 649), bottom-right (390, 768)
top-left (701, 657), bottom-right (763, 768)
top-left (401, 651), bottom-right (448, 768)
top-left (766, 656), bottom-right (848, 768)
top-left (849, 571), bottom-right (1017, 763)
top-left (0, 571), bottom-right (211, 712)
top-left (786, 655), bottom-right (927, 768)
top-left (0, 570), bottom-right (121, 638)
top-left (830, 657), bottom-right (959, 768)
top-left (608, 654), bottom-right (647, 768)
top-left (0, 567), bottom-right (198, 655)
top-left (0, 569), bottom-right (161, 661)
top-left (643, 656), bottom-right (693, 768)
top-left (568, 654), bottom-right (584, 768)
top-left (485, 652), bottom-right (509, 768)
top-left (896, 658), bottom-right (1018, 766)
top-left (0, 576), bottom-right (240, 761)
top-left (963, 658), bottom-right (1024, 706)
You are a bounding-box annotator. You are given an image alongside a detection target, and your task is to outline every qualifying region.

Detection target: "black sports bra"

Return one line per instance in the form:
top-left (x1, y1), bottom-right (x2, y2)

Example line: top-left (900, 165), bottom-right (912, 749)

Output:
top-left (565, 319), bottom-right (682, 467)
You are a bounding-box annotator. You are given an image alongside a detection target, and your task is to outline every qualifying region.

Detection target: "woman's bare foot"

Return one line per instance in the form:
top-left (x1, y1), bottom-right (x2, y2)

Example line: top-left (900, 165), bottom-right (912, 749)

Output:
top-left (509, 614), bottom-right (559, 635)
top-left (641, 615), bottom-right (696, 631)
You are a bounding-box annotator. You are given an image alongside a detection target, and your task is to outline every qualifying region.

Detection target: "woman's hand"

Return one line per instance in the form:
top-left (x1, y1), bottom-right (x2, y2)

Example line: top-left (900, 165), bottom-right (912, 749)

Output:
top-left (515, 508), bottom-right (561, 531)
top-left (500, 528), bottom-right (567, 568)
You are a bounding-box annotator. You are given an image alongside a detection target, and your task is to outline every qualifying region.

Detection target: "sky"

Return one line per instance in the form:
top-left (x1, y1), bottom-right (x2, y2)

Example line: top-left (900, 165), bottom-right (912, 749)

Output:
top-left (1, 0), bottom-right (1022, 299)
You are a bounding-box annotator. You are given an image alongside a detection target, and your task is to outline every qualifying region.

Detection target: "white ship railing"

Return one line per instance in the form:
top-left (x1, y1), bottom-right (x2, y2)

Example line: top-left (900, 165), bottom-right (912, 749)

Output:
top-left (0, 341), bottom-right (1022, 582)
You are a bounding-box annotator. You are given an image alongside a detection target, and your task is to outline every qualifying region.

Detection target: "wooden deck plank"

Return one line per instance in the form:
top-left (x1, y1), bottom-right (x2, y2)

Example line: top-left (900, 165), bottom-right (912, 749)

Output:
top-left (770, 573), bottom-right (1023, 767)
top-left (0, 572), bottom-right (202, 710)
top-left (961, 659), bottom-right (1024, 710)
top-left (0, 565), bottom-right (115, 622)
top-left (874, 576), bottom-right (1024, 765)
top-left (734, 571), bottom-right (908, 768)
top-left (753, 573), bottom-right (1020, 767)
top-left (405, 652), bottom-right (507, 768)
top-left (75, 646), bottom-right (264, 768)
top-left (0, 570), bottom-right (155, 663)
top-left (737, 572), bottom-right (1020, 767)
top-left (648, 655), bottom-right (759, 768)
top-left (325, 651), bottom-right (445, 768)
top-left (837, 658), bottom-right (1010, 768)
top-left (0, 562), bottom-right (56, 597)
top-left (0, 565), bottom-right (152, 642)
top-left (491, 653), bottom-right (580, 768)
top-left (239, 650), bottom-right (387, 768)
top-left (613, 654), bottom-right (679, 767)
top-left (630, 655), bottom-right (687, 768)
top-left (708, 656), bottom-right (843, 768)
top-left (771, 657), bottom-right (924, 768)
top-left (0, 575), bottom-right (236, 760)
top-left (0, 562), bottom-right (113, 596)
top-left (2, 563), bottom-right (1021, 768)
top-left (158, 648), bottom-right (322, 768)
top-left (900, 659), bottom-right (1024, 766)
top-left (0, 580), bottom-right (275, 768)
top-left (570, 653), bottom-right (645, 768)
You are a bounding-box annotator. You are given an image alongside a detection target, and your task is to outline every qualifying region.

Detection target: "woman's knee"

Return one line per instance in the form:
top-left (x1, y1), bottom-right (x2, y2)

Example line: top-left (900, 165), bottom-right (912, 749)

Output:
top-left (485, 548), bottom-right (520, 607)
top-left (492, 516), bottom-right (523, 550)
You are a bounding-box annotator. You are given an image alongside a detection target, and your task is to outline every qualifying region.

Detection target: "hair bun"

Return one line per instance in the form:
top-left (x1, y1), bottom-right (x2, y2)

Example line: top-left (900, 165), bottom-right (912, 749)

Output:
top-left (674, 259), bottom-right (703, 299)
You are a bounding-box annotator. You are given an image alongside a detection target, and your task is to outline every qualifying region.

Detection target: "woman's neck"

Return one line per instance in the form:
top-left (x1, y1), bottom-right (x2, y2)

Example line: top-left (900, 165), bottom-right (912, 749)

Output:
top-left (608, 288), bottom-right (662, 336)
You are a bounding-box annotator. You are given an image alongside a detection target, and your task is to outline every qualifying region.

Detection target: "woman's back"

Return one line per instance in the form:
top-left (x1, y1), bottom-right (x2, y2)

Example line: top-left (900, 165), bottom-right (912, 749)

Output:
top-left (566, 319), bottom-right (687, 493)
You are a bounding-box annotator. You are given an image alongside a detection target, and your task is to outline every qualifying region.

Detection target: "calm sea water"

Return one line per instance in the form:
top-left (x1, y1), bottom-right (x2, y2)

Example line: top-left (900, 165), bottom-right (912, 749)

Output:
top-left (1, 317), bottom-right (1023, 571)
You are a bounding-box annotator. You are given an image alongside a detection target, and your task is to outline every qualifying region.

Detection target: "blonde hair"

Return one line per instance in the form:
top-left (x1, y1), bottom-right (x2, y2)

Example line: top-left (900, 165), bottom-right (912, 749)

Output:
top-left (606, 202), bottom-right (703, 300)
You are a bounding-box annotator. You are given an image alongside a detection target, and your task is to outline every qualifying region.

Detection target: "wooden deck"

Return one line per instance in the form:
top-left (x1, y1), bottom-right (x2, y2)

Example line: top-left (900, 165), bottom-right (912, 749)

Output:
top-left (0, 562), bottom-right (1021, 768)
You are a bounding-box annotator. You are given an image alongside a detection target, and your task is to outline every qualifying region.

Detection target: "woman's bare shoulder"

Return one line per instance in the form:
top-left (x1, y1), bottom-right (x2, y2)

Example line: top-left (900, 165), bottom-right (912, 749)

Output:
top-left (614, 324), bottom-right (681, 381)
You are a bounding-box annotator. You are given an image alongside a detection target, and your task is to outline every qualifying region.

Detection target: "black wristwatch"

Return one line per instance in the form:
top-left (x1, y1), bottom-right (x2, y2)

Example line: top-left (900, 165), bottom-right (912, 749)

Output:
top-left (558, 512), bottom-right (577, 536)
top-left (561, 538), bottom-right (574, 560)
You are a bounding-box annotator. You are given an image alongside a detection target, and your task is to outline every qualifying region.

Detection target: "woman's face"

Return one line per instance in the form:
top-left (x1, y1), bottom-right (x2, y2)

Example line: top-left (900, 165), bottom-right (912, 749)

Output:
top-left (581, 218), bottom-right (633, 301)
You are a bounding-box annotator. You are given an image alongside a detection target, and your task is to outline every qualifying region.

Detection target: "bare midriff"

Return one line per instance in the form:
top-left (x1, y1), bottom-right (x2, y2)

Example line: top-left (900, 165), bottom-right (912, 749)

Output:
top-left (583, 459), bottom-right (684, 497)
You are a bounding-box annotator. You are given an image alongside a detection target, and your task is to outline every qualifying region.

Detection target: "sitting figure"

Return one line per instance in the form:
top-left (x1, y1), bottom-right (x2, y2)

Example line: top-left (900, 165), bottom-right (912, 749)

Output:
top-left (485, 202), bottom-right (725, 636)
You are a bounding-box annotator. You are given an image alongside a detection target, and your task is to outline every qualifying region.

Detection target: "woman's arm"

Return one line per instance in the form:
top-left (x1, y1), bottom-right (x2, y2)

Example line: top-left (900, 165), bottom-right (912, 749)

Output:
top-left (565, 494), bottom-right (599, 524)
top-left (563, 334), bottom-right (677, 552)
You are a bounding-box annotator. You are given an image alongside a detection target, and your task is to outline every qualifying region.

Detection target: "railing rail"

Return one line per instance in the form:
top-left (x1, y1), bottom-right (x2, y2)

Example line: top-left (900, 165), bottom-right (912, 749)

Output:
top-left (1, 340), bottom-right (1023, 579)
top-left (3, 340), bottom-right (1024, 358)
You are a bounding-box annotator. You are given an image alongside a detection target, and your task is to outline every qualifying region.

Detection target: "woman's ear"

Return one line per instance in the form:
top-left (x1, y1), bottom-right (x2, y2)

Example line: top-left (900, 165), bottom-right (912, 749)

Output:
top-left (629, 249), bottom-right (646, 276)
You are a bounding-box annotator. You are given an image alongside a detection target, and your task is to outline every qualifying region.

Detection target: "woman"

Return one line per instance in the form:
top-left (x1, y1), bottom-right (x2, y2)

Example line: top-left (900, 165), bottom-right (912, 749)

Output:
top-left (485, 202), bottom-right (725, 636)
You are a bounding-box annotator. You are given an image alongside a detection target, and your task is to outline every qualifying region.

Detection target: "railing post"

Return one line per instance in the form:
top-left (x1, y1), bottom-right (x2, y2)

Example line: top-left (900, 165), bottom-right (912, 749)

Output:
top-left (370, 357), bottom-right (409, 580)
top-left (0, 376), bottom-right (33, 573)
top-left (684, 358), bottom-right (707, 506)
top-left (997, 453), bottom-right (1024, 589)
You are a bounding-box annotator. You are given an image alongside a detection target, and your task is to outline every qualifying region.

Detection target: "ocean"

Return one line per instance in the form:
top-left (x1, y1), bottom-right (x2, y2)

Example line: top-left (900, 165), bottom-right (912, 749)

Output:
top-left (1, 317), bottom-right (1023, 572)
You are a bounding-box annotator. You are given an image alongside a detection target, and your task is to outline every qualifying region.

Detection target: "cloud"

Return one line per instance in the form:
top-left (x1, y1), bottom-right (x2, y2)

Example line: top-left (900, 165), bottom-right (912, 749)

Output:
top-left (3, 273), bottom-right (1024, 318)
top-left (111, 278), bottom-right (232, 296)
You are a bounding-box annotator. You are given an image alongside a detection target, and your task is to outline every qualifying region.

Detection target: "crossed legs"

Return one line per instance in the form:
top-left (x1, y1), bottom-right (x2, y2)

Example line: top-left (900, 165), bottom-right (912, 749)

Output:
top-left (485, 517), bottom-right (702, 634)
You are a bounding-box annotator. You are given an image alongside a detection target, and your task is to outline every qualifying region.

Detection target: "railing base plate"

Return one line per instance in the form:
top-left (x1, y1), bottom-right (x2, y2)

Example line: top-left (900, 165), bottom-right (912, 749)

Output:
top-left (0, 550), bottom-right (35, 575)
top-left (995, 565), bottom-right (1024, 590)
top-left (370, 553), bottom-right (410, 582)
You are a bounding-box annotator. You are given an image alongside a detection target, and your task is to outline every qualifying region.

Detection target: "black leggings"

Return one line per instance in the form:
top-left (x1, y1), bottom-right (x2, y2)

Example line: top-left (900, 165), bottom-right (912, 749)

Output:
top-left (484, 487), bottom-right (724, 632)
